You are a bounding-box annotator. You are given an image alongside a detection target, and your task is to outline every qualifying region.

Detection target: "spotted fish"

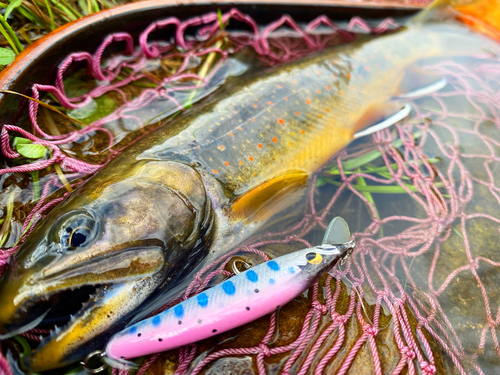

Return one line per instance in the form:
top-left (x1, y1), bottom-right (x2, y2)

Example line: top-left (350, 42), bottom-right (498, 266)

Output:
top-left (0, 0), bottom-right (498, 371)
top-left (105, 217), bottom-right (355, 361)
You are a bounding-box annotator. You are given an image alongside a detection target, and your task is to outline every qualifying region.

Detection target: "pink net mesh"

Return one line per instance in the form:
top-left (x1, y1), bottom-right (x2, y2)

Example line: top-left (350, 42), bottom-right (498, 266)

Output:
top-left (2, 3), bottom-right (500, 375)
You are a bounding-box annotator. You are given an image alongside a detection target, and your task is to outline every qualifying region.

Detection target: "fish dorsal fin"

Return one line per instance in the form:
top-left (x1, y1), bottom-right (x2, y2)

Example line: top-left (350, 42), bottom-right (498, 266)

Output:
top-left (230, 171), bottom-right (308, 223)
top-left (323, 217), bottom-right (351, 245)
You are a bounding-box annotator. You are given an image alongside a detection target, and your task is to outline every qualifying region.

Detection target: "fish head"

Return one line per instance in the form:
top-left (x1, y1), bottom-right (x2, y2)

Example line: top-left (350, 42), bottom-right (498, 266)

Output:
top-left (0, 160), bottom-right (213, 370)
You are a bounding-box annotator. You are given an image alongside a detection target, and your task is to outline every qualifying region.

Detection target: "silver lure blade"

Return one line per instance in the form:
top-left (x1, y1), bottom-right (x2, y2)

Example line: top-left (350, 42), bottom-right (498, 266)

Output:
top-left (322, 217), bottom-right (351, 245)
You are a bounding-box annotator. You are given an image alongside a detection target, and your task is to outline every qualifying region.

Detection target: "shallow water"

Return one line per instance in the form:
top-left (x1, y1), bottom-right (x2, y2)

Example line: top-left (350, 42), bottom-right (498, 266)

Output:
top-left (1, 16), bottom-right (500, 375)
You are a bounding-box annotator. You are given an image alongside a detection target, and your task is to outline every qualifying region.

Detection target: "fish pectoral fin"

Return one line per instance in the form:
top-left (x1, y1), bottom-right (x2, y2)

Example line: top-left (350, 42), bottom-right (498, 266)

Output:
top-left (24, 277), bottom-right (161, 372)
top-left (353, 103), bottom-right (412, 139)
top-left (230, 171), bottom-right (308, 223)
top-left (393, 65), bottom-right (447, 99)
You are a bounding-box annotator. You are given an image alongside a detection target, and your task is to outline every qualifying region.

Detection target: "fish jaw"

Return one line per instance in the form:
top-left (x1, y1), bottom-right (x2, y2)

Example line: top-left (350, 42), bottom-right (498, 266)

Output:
top-left (0, 160), bottom-right (214, 370)
top-left (24, 277), bottom-right (162, 372)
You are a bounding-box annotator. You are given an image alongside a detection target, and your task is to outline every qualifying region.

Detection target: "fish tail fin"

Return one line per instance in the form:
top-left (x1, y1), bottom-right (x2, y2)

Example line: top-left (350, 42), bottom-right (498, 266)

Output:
top-left (412, 0), bottom-right (500, 41)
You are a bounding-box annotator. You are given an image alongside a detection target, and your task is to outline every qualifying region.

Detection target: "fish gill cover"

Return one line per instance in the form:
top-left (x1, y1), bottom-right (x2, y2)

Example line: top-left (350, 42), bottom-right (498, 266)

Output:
top-left (1, 3), bottom-right (500, 375)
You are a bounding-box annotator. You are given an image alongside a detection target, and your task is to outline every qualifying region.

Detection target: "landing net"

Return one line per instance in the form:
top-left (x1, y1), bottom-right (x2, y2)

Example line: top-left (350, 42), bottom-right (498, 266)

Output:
top-left (1, 5), bottom-right (500, 375)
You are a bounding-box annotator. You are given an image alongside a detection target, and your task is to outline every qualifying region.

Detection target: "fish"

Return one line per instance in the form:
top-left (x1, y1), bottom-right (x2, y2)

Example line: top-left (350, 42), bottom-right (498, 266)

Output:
top-left (0, 0), bottom-right (498, 371)
top-left (105, 216), bottom-right (354, 362)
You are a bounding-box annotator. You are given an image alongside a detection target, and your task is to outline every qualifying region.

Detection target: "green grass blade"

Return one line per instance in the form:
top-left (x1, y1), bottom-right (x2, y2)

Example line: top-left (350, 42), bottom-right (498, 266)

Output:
top-left (51, 0), bottom-right (78, 21)
top-left (0, 15), bottom-right (19, 53)
top-left (30, 170), bottom-right (40, 201)
top-left (356, 168), bottom-right (383, 236)
top-left (18, 5), bottom-right (44, 25)
top-left (0, 191), bottom-right (14, 247)
top-left (59, 0), bottom-right (82, 18)
top-left (0, 26), bottom-right (17, 54)
top-left (43, 0), bottom-right (55, 29)
top-left (337, 130), bottom-right (423, 172)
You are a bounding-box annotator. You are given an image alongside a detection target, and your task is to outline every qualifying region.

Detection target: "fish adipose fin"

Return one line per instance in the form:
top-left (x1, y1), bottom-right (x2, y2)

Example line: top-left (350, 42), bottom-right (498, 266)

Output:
top-left (231, 171), bottom-right (308, 223)
top-left (323, 217), bottom-right (351, 245)
top-left (353, 103), bottom-right (412, 139)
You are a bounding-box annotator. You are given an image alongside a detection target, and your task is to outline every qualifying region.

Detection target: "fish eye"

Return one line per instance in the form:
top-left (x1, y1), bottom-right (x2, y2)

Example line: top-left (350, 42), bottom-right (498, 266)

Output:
top-left (306, 252), bottom-right (323, 264)
top-left (55, 212), bottom-right (98, 250)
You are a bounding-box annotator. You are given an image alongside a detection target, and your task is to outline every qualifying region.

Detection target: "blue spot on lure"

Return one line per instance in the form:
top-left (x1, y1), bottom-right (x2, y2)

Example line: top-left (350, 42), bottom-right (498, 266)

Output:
top-left (106, 217), bottom-right (355, 361)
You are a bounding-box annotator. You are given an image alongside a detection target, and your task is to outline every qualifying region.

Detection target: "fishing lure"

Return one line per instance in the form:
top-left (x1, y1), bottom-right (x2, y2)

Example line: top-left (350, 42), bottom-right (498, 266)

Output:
top-left (105, 217), bottom-right (355, 361)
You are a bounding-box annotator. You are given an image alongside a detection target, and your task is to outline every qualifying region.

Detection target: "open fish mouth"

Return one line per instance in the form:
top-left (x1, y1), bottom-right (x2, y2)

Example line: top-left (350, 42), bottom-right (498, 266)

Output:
top-left (0, 246), bottom-right (167, 371)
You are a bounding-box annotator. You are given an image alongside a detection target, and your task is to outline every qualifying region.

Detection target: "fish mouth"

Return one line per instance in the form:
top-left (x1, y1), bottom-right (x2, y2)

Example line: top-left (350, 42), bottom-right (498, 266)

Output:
top-left (1, 245), bottom-right (164, 329)
top-left (1, 284), bottom-right (105, 339)
top-left (0, 245), bottom-right (166, 371)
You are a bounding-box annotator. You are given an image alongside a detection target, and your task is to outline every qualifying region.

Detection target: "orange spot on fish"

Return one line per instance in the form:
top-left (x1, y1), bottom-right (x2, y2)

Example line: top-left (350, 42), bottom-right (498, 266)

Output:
top-left (301, 130), bottom-right (305, 134)
top-left (217, 145), bottom-right (226, 151)
top-left (347, 74), bottom-right (351, 79)
top-left (278, 118), bottom-right (284, 125)
top-left (290, 132), bottom-right (295, 136)
top-left (292, 80), bottom-right (297, 84)
top-left (325, 108), bottom-right (330, 112)
top-left (268, 101), bottom-right (274, 105)
top-left (364, 66), bottom-right (370, 71)
top-left (272, 137), bottom-right (278, 143)
top-left (306, 99), bottom-right (311, 105)
top-left (278, 85), bottom-right (282, 88)
top-left (196, 146), bottom-right (201, 149)
top-left (224, 161), bottom-right (230, 166)
top-left (315, 89), bottom-right (320, 94)
top-left (318, 114), bottom-right (323, 119)
top-left (240, 161), bottom-right (244, 165)
top-left (339, 91), bottom-right (344, 96)
top-left (212, 169), bottom-right (218, 174)
top-left (253, 104), bottom-right (257, 108)
top-left (251, 118), bottom-right (255, 122)
top-left (229, 132), bottom-right (234, 137)
top-left (238, 127), bottom-right (243, 131)
top-left (326, 85), bottom-right (331, 90)
top-left (234, 110), bottom-right (238, 114)
top-left (289, 142), bottom-right (293, 146)
top-left (258, 143), bottom-right (263, 149)
top-left (295, 111), bottom-right (300, 116)
top-left (332, 74), bottom-right (337, 78)
top-left (248, 156), bottom-right (254, 161)
top-left (284, 97), bottom-right (288, 101)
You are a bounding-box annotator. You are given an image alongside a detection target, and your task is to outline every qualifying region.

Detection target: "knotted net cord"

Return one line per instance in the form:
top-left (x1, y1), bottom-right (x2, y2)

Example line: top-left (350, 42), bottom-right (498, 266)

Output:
top-left (1, 5), bottom-right (500, 375)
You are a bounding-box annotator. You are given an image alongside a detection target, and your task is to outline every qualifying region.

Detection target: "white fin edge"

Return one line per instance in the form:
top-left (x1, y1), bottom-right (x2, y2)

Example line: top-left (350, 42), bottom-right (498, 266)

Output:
top-left (397, 77), bottom-right (447, 98)
top-left (0, 309), bottom-right (50, 340)
top-left (353, 103), bottom-right (412, 139)
top-left (103, 354), bottom-right (139, 370)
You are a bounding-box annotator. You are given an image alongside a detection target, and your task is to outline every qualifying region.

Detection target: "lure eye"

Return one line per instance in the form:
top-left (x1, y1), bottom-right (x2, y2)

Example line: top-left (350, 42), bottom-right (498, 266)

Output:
top-left (56, 212), bottom-right (98, 251)
top-left (306, 252), bottom-right (323, 264)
